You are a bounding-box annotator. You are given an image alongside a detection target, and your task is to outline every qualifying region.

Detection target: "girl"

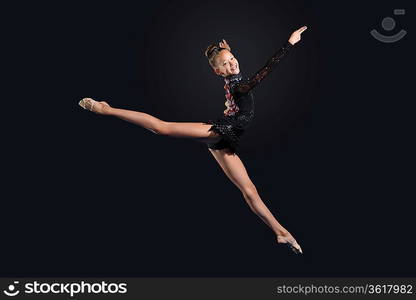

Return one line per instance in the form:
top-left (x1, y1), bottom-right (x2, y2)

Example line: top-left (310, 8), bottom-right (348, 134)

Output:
top-left (79, 26), bottom-right (308, 254)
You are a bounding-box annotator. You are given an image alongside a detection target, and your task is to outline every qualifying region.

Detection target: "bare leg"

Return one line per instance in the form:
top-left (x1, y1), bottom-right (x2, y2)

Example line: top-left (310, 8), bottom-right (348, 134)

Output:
top-left (79, 98), bottom-right (220, 140)
top-left (209, 148), bottom-right (303, 253)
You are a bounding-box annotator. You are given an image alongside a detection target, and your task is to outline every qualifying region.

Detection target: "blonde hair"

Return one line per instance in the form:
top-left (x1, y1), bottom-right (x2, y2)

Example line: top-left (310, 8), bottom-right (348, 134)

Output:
top-left (204, 40), bottom-right (231, 68)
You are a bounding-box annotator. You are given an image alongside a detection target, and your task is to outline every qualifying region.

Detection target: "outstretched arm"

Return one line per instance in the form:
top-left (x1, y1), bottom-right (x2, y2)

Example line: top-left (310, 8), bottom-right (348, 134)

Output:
top-left (236, 26), bottom-right (308, 94)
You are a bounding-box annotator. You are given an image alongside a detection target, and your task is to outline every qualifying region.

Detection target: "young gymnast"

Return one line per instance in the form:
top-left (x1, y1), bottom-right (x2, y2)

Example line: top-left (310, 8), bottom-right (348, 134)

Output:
top-left (79, 26), bottom-right (308, 254)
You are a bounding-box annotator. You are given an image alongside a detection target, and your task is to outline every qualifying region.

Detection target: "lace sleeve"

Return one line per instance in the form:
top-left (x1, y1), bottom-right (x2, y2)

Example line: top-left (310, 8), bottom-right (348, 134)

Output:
top-left (236, 41), bottom-right (293, 94)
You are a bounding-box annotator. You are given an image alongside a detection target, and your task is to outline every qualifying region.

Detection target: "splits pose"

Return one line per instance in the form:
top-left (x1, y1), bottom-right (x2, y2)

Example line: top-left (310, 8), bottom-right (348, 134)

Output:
top-left (79, 26), bottom-right (308, 254)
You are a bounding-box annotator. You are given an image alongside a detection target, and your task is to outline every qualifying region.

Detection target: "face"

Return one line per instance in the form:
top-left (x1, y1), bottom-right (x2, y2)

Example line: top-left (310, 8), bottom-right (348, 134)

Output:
top-left (213, 50), bottom-right (240, 77)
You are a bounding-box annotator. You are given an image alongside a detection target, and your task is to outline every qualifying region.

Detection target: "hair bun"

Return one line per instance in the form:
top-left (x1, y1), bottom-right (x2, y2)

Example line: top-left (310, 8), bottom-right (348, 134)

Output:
top-left (204, 44), bottom-right (219, 58)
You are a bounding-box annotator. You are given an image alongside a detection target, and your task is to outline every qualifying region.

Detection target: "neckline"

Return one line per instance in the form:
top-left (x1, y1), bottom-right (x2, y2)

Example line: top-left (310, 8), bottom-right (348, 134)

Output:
top-left (225, 73), bottom-right (242, 83)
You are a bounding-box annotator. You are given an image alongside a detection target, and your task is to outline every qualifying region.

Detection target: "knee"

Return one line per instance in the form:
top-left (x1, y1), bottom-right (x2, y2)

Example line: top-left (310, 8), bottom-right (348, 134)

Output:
top-left (152, 121), bottom-right (169, 135)
top-left (241, 184), bottom-right (258, 201)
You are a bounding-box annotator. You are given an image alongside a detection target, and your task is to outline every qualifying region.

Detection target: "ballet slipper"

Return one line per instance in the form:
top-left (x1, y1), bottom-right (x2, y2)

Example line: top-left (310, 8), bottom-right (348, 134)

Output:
top-left (78, 98), bottom-right (96, 112)
top-left (79, 98), bottom-right (110, 114)
top-left (286, 242), bottom-right (303, 255)
top-left (277, 236), bottom-right (303, 254)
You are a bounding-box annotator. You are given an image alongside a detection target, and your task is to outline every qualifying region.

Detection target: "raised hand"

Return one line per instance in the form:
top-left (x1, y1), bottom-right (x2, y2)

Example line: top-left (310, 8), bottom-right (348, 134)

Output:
top-left (219, 39), bottom-right (231, 51)
top-left (288, 26), bottom-right (308, 45)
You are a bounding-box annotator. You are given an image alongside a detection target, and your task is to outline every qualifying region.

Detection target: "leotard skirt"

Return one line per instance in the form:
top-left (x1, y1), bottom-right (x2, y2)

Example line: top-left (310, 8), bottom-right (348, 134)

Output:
top-left (205, 115), bottom-right (245, 154)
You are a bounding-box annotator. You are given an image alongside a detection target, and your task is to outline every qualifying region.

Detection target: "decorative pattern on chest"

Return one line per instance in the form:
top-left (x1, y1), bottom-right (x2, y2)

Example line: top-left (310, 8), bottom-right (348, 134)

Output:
top-left (223, 79), bottom-right (239, 116)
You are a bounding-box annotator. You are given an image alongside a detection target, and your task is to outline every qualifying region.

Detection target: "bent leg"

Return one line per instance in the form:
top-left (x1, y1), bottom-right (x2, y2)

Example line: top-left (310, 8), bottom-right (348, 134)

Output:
top-left (208, 148), bottom-right (302, 252)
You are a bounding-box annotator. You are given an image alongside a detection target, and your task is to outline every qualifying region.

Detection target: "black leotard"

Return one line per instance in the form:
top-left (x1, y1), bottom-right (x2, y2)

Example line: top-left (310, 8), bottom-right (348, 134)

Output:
top-left (206, 41), bottom-right (293, 153)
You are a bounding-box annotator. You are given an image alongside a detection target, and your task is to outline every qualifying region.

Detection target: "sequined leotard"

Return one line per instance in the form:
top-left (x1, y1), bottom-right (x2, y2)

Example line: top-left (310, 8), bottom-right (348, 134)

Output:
top-left (206, 41), bottom-right (293, 153)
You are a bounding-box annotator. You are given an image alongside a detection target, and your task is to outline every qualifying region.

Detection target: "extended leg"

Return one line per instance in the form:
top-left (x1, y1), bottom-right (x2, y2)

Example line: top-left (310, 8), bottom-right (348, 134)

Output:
top-left (208, 148), bottom-right (302, 253)
top-left (108, 107), bottom-right (218, 138)
top-left (79, 98), bottom-right (220, 140)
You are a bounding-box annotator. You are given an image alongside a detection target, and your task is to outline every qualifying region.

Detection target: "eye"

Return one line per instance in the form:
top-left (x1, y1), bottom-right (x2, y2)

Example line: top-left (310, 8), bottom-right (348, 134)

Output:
top-left (230, 57), bottom-right (234, 60)
top-left (223, 62), bottom-right (227, 66)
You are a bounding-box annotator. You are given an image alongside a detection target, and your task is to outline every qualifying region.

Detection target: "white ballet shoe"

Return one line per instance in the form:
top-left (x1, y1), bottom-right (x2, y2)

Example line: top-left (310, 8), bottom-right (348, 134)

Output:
top-left (277, 236), bottom-right (303, 254)
top-left (78, 98), bottom-right (96, 112)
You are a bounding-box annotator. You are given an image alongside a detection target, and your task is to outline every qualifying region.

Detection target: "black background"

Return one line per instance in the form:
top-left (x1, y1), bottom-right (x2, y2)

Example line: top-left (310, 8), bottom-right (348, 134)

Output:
top-left (2, 0), bottom-right (415, 276)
